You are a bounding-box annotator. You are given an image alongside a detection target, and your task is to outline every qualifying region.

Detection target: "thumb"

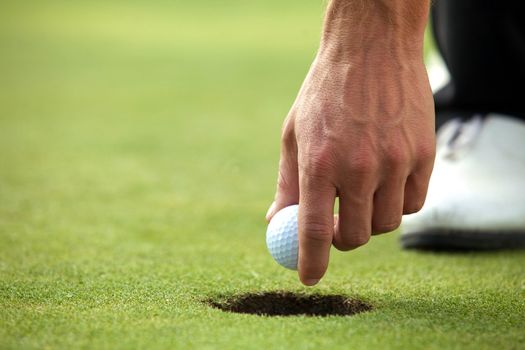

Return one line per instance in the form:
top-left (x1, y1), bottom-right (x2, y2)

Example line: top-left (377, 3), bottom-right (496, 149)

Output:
top-left (266, 119), bottom-right (299, 222)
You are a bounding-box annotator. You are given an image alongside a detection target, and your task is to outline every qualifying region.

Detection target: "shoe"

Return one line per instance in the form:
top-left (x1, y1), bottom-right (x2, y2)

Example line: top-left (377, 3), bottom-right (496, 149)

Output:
top-left (401, 114), bottom-right (525, 250)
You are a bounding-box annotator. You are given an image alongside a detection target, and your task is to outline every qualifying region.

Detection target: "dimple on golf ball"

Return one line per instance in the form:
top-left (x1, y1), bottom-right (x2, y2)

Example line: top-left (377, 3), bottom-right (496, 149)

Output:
top-left (266, 205), bottom-right (299, 270)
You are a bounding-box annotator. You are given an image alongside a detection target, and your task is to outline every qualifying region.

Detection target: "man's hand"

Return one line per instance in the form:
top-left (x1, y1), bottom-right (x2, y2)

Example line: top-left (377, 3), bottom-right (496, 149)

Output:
top-left (266, 0), bottom-right (435, 286)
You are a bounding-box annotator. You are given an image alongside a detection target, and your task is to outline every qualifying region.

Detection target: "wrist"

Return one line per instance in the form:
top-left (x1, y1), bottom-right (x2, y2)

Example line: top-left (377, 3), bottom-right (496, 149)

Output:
top-left (319, 0), bottom-right (429, 63)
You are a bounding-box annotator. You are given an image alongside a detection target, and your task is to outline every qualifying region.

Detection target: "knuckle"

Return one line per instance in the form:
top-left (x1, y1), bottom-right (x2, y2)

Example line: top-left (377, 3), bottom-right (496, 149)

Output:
top-left (302, 220), bottom-right (333, 243)
top-left (301, 146), bottom-right (336, 178)
top-left (349, 154), bottom-right (379, 176)
top-left (417, 142), bottom-right (436, 163)
top-left (385, 147), bottom-right (410, 168)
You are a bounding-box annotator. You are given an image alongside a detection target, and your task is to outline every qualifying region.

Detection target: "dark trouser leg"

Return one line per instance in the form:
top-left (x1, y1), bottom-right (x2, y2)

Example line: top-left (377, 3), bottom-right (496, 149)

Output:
top-left (431, 0), bottom-right (525, 126)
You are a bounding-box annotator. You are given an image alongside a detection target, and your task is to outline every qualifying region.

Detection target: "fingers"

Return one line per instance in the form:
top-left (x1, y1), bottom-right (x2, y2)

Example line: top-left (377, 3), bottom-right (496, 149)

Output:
top-left (372, 176), bottom-right (406, 234)
top-left (298, 173), bottom-right (336, 286)
top-left (403, 173), bottom-right (429, 214)
top-left (266, 118), bottom-right (299, 222)
top-left (403, 155), bottom-right (434, 214)
top-left (333, 184), bottom-right (374, 251)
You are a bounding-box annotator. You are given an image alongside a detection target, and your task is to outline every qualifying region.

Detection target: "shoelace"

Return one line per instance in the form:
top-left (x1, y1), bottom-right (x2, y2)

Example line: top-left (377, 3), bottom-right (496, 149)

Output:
top-left (438, 115), bottom-right (484, 160)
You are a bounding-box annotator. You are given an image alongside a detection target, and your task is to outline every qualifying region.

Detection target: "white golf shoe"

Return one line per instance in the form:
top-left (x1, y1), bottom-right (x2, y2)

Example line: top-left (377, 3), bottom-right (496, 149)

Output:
top-left (401, 114), bottom-right (525, 250)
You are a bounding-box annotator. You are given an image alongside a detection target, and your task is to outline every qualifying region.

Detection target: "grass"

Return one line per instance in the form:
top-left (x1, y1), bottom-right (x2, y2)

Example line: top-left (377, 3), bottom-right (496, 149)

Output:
top-left (1, 1), bottom-right (524, 349)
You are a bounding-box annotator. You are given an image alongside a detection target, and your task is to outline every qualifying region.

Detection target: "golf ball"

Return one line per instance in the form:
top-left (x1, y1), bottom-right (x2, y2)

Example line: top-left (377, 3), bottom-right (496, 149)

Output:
top-left (266, 205), bottom-right (299, 270)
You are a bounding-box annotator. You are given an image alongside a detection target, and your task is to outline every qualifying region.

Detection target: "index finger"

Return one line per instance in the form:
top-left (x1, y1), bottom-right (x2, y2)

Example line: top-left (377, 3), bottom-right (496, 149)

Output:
top-left (298, 173), bottom-right (336, 286)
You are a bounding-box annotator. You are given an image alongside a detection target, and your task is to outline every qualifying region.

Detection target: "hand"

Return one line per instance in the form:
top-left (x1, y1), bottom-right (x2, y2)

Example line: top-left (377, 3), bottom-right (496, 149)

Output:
top-left (266, 1), bottom-right (434, 286)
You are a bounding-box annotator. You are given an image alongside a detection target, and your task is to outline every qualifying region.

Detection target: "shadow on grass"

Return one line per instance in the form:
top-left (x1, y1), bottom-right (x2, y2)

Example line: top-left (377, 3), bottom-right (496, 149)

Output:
top-left (206, 291), bottom-right (372, 317)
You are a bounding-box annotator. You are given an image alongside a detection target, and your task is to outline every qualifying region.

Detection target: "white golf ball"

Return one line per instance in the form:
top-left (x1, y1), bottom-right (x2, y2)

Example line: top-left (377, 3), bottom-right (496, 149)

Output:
top-left (266, 205), bottom-right (299, 270)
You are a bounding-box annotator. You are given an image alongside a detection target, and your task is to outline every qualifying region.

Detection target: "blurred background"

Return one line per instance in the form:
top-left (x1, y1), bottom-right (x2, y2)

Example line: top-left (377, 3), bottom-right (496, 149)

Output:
top-left (0, 0), bottom-right (438, 222)
top-left (9, 3), bottom-right (525, 350)
top-left (0, 0), bottom-right (444, 273)
top-left (6, 4), bottom-right (525, 348)
top-left (0, 1), bottom-right (327, 224)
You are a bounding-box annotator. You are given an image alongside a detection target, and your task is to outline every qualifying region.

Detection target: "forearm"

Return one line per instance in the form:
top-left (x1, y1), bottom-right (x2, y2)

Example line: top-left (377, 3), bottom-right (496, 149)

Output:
top-left (319, 0), bottom-right (430, 62)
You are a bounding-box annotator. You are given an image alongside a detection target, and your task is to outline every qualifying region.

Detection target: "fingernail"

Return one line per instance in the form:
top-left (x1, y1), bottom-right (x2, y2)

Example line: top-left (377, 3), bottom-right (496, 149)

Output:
top-left (303, 278), bottom-right (320, 286)
top-left (265, 201), bottom-right (276, 221)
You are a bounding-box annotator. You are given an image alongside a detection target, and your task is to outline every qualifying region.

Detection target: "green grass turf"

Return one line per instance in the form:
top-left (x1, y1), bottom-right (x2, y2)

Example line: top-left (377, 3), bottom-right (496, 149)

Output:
top-left (1, 1), bottom-right (524, 349)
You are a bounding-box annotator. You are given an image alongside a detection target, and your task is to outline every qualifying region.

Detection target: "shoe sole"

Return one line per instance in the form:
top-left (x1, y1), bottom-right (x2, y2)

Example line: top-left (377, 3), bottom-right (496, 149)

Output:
top-left (401, 229), bottom-right (525, 251)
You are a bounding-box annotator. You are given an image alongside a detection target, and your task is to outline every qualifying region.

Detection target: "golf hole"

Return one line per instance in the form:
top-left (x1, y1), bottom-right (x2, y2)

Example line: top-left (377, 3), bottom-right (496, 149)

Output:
top-left (207, 291), bottom-right (372, 317)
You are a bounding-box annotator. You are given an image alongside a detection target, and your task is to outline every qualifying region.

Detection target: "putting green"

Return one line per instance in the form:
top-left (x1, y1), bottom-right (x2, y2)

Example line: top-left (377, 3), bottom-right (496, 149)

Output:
top-left (1, 1), bottom-right (524, 349)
